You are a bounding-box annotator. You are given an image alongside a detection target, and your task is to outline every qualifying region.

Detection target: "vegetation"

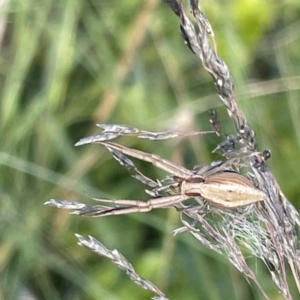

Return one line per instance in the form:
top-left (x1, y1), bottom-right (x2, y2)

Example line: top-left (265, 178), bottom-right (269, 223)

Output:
top-left (1, 0), bottom-right (300, 299)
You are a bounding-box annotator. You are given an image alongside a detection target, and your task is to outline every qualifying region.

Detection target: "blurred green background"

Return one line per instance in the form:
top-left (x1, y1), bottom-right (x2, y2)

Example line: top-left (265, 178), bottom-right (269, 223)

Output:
top-left (1, 0), bottom-right (300, 299)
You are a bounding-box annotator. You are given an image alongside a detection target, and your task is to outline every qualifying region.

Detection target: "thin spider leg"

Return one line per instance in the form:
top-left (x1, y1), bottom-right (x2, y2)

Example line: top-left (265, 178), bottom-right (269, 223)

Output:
top-left (102, 142), bottom-right (195, 179)
top-left (195, 158), bottom-right (239, 177)
top-left (150, 181), bottom-right (180, 195)
top-left (77, 194), bottom-right (190, 217)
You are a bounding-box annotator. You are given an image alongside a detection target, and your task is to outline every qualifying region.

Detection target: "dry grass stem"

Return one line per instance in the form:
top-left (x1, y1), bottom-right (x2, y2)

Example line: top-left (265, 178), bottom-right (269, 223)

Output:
top-left (75, 234), bottom-right (169, 300)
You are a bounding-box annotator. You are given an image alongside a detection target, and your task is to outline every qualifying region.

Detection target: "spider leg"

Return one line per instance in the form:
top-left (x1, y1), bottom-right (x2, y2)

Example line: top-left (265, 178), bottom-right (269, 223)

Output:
top-left (101, 142), bottom-right (194, 179)
top-left (77, 194), bottom-right (190, 217)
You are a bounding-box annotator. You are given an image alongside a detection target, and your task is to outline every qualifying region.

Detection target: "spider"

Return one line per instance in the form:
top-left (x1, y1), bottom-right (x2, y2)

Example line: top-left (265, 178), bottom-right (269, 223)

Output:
top-left (47, 138), bottom-right (267, 217)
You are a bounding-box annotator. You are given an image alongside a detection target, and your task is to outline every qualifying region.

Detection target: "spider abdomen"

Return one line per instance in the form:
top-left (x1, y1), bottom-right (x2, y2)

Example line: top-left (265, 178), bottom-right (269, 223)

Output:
top-left (185, 172), bottom-right (267, 208)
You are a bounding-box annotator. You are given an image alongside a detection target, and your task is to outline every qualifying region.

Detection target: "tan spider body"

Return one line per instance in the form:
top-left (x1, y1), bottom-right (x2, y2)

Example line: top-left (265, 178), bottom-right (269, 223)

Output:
top-left (79, 142), bottom-right (267, 217)
top-left (189, 172), bottom-right (267, 208)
